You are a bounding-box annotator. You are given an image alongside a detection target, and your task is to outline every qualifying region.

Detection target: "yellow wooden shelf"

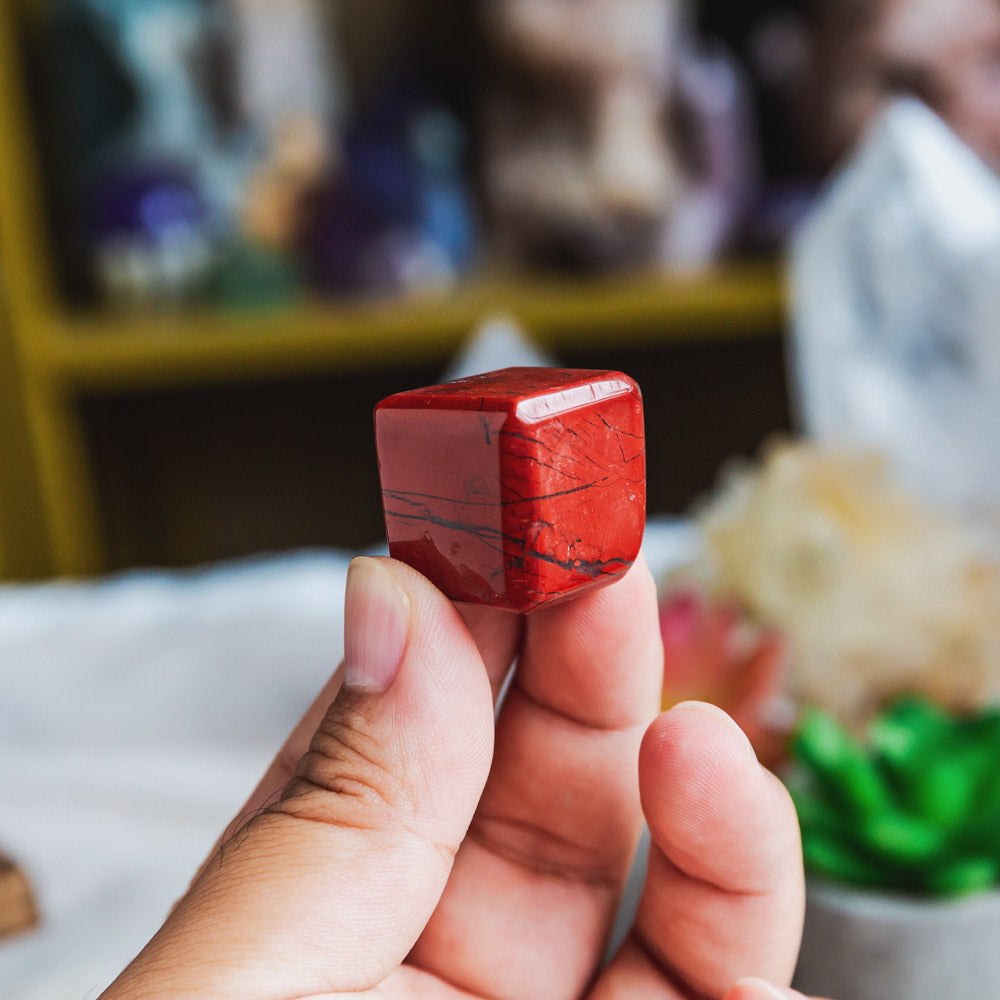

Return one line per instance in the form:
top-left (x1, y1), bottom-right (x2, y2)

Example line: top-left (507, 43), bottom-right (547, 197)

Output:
top-left (33, 261), bottom-right (783, 389)
top-left (0, 0), bottom-right (788, 579)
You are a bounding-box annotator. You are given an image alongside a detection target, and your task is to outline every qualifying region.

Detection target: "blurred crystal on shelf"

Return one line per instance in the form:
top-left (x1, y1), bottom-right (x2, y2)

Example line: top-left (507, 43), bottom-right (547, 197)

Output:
top-left (790, 98), bottom-right (1000, 542)
top-left (481, 0), bottom-right (755, 274)
top-left (62, 0), bottom-right (346, 307)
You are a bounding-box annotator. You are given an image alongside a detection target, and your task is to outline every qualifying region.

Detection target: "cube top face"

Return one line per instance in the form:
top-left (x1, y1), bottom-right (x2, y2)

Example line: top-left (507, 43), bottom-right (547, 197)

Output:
top-left (375, 367), bottom-right (645, 613)
top-left (377, 367), bottom-right (641, 421)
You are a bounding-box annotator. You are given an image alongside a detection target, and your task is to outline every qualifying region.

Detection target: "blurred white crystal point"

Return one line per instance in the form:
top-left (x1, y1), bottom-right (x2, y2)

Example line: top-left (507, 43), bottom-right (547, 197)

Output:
top-left (790, 98), bottom-right (1000, 526)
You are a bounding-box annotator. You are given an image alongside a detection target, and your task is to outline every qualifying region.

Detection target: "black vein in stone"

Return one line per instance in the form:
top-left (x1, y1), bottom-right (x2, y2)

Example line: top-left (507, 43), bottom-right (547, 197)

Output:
top-left (594, 413), bottom-right (642, 439)
top-left (499, 430), bottom-right (545, 446)
top-left (386, 489), bottom-right (498, 509)
top-left (480, 414), bottom-right (493, 446)
top-left (382, 508), bottom-right (506, 555)
top-left (387, 478), bottom-right (619, 510)
top-left (505, 451), bottom-right (584, 481)
top-left (503, 478), bottom-right (614, 504)
top-left (509, 548), bottom-right (633, 579)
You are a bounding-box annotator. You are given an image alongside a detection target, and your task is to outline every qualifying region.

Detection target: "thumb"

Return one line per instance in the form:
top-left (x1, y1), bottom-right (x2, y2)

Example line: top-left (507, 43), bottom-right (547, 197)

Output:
top-left (105, 557), bottom-right (496, 1000)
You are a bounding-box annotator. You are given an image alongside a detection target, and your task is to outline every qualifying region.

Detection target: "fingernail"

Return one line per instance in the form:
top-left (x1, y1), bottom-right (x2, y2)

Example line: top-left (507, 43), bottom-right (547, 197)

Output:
top-left (733, 977), bottom-right (797, 1000)
top-left (343, 557), bottom-right (410, 692)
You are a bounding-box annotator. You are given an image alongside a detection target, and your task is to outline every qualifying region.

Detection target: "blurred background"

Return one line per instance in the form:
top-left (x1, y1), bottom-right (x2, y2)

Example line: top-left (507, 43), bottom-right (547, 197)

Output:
top-left (0, 0), bottom-right (902, 580)
top-left (3, 0), bottom-right (1000, 579)
top-left (6, 2), bottom-right (1000, 998)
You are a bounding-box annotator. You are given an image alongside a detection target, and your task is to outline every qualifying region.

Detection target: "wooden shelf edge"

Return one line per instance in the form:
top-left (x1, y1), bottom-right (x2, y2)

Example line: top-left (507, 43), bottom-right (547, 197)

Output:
top-left (29, 261), bottom-right (786, 390)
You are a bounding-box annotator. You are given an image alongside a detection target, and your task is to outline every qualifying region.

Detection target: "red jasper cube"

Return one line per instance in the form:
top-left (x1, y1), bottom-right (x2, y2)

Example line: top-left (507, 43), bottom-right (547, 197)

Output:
top-left (374, 366), bottom-right (645, 612)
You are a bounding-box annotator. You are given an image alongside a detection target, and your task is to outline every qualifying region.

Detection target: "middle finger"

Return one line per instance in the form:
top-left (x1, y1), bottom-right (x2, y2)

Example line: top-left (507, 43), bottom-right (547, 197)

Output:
top-left (409, 556), bottom-right (664, 1000)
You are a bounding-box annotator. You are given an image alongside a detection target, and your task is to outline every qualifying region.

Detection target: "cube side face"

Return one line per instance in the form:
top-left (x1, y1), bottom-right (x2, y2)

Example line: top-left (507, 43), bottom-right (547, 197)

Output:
top-left (375, 405), bottom-right (511, 606)
top-left (499, 384), bottom-right (645, 611)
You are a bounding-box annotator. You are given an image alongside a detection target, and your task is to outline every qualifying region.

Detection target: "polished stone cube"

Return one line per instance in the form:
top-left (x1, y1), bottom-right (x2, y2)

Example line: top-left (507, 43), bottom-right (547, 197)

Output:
top-left (375, 366), bottom-right (645, 612)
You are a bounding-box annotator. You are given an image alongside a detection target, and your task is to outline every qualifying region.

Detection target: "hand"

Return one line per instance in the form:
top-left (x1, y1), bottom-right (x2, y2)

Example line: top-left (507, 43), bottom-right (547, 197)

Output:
top-left (101, 555), bottom-right (823, 1000)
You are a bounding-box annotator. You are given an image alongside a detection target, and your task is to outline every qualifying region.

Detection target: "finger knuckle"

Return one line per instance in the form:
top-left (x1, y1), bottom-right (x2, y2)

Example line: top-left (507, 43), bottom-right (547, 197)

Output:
top-left (274, 692), bottom-right (409, 830)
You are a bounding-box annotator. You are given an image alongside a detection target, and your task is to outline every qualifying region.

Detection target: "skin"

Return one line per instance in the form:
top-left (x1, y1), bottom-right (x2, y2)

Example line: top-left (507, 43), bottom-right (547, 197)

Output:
top-left (100, 555), bottom-right (827, 1000)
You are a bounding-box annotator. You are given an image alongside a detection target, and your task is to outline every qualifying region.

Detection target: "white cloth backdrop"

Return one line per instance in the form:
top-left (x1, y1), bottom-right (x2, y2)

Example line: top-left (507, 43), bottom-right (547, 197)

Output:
top-left (0, 521), bottom-right (695, 1000)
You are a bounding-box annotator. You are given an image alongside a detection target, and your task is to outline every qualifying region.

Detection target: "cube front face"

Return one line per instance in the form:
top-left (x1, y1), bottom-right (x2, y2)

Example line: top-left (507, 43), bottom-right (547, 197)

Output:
top-left (376, 406), bottom-right (508, 606)
top-left (375, 367), bottom-right (645, 612)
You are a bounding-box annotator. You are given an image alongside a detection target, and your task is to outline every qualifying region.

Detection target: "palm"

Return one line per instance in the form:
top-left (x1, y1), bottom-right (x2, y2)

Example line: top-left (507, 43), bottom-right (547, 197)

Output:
top-left (104, 559), bottom-right (805, 1000)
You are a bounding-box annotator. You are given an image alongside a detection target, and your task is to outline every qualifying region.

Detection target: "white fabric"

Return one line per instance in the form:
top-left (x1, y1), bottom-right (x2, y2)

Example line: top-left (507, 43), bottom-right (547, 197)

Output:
top-left (0, 522), bottom-right (695, 999)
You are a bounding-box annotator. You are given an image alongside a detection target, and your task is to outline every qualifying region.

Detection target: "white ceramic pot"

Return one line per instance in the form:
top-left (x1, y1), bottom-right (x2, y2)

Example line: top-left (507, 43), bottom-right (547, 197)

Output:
top-left (794, 878), bottom-right (1000, 1000)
